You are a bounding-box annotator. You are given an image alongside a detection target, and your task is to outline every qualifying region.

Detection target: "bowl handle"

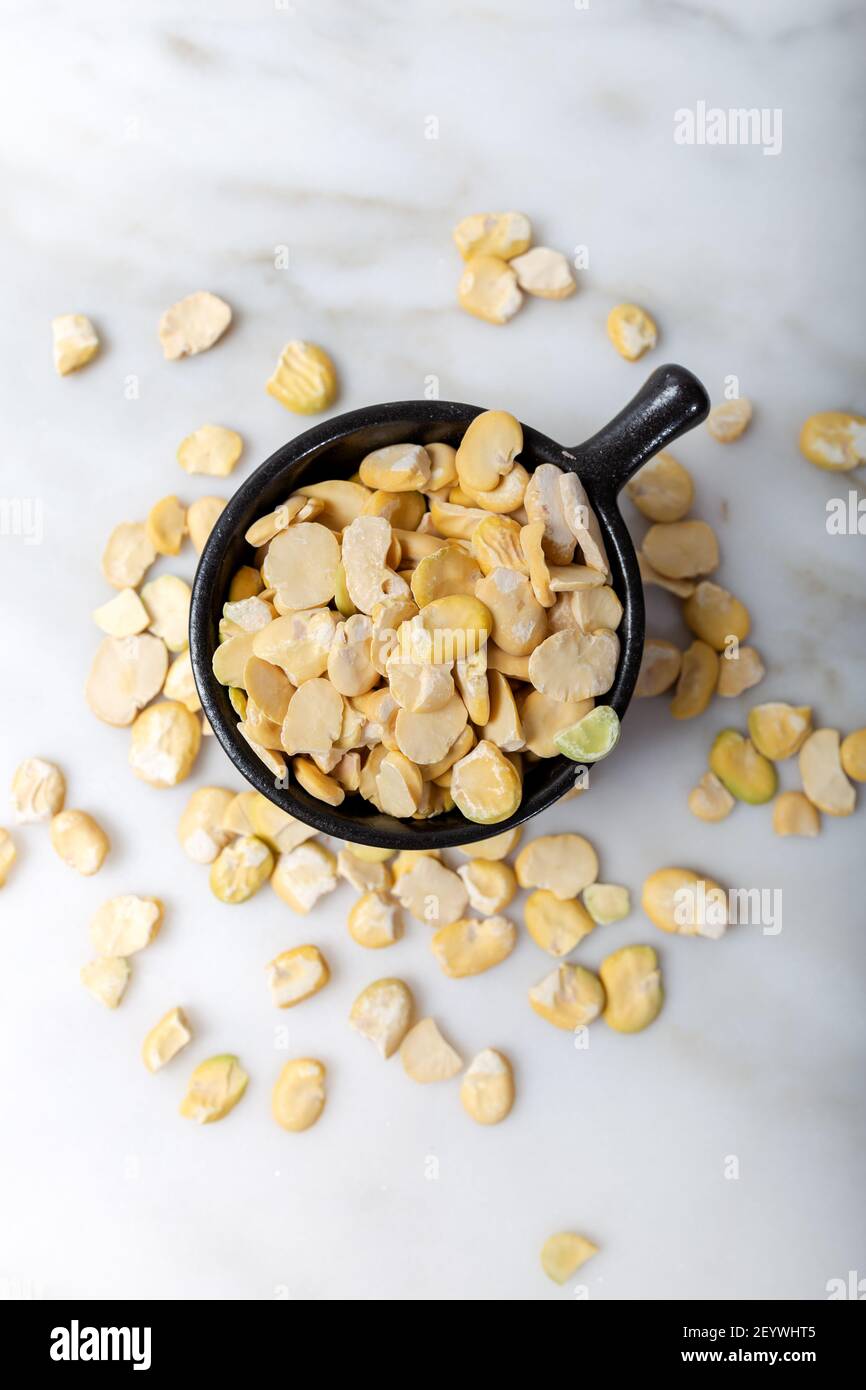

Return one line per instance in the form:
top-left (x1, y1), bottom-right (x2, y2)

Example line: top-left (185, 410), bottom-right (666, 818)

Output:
top-left (567, 363), bottom-right (709, 500)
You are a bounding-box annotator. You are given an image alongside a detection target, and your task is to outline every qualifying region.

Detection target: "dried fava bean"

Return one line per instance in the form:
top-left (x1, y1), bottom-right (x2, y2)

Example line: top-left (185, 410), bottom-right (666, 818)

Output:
top-left (342, 514), bottom-right (410, 614)
top-left (223, 596), bottom-right (274, 635)
top-left (529, 629), bottom-right (619, 703)
top-left (177, 424), bottom-right (243, 477)
top-left (86, 634), bottom-right (169, 727)
top-left (601, 945), bottom-right (662, 1036)
top-left (363, 488), bottom-right (426, 529)
top-left (510, 246), bottom-right (576, 299)
top-left (516, 834), bottom-right (598, 900)
top-left (638, 550), bottom-right (696, 598)
top-left (482, 670), bottom-right (524, 751)
top-left (607, 303), bottom-right (657, 361)
top-left (583, 883), bottom-right (630, 925)
top-left (458, 255), bottom-right (523, 325)
top-left (11, 758), bottom-right (65, 823)
top-left (683, 582), bottom-right (750, 651)
top-left (670, 641), bottom-right (718, 720)
top-left (773, 791), bottom-right (820, 838)
top-left (101, 522), bottom-right (156, 589)
top-left (400, 1018), bottom-right (462, 1083)
top-left (263, 522), bottom-right (341, 609)
top-left (455, 827), bottom-right (521, 860)
top-left (799, 729), bottom-right (856, 816)
top-left (799, 411), bottom-right (866, 472)
top-left (159, 291), bottom-right (231, 360)
top-left (92, 587), bottom-right (150, 638)
top-left (89, 895), bottom-right (163, 956)
top-left (271, 842), bottom-right (337, 913)
top-left (451, 739), bottom-right (522, 824)
top-left (418, 594), bottom-right (493, 660)
top-left (454, 648), bottom-right (489, 724)
top-left (521, 520), bottom-right (553, 605)
top-left (244, 657), bottom-right (293, 725)
top-left (422, 442), bottom-right (458, 493)
top-left (146, 495), bottom-right (187, 557)
top-left (841, 729), bottom-right (866, 782)
top-left (688, 771), bottom-right (735, 823)
top-left (253, 609), bottom-right (336, 685)
top-left (641, 867), bottom-right (728, 939)
top-left (52, 313), bottom-right (99, 374)
top-left (324, 614), bottom-right (377, 697)
top-left (241, 727), bottom-right (287, 778)
top-left (559, 472), bottom-right (609, 576)
top-left (244, 497), bottom-right (306, 547)
top-left (529, 964), bottom-right (604, 1030)
top-left (376, 750), bottom-right (424, 817)
top-left (294, 479), bottom-right (370, 530)
top-left (178, 788), bottom-right (234, 863)
top-left (431, 914), bottom-right (516, 977)
top-left (547, 563), bottom-right (606, 593)
top-left (520, 691), bottom-right (593, 758)
top-left (212, 632), bottom-right (256, 686)
top-left (453, 211), bottom-right (531, 260)
top-left (461, 462), bottom-right (529, 514)
top-left (457, 859), bottom-right (517, 915)
top-left (142, 1007), bottom-right (192, 1071)
top-left (410, 545), bottom-right (481, 606)
top-left (162, 650), bottom-right (200, 711)
top-left (141, 575), bottom-right (191, 652)
top-left (717, 645), bottom-right (765, 698)
top-left (226, 567), bottom-right (261, 600)
top-left (460, 1049), bottom-right (514, 1125)
top-left (428, 495), bottom-right (490, 540)
top-left (348, 891), bottom-right (402, 948)
top-left (571, 586), bottom-right (623, 633)
top-left (707, 397), bottom-right (752, 442)
top-left (266, 340), bottom-right (337, 414)
top-left (345, 842), bottom-right (395, 864)
top-left (393, 855), bottom-right (468, 926)
top-left (476, 568), bottom-right (546, 656)
top-left (180, 1054), bottom-right (247, 1124)
top-left (129, 701), bottom-right (201, 787)
top-left (522, 466), bottom-right (573, 567)
top-left (267, 945), bottom-right (330, 1007)
top-left (524, 890), bottom-right (595, 957)
top-left (709, 730), bottom-right (777, 804)
top-left (360, 443), bottom-right (431, 492)
top-left (635, 638), bottom-right (681, 698)
top-left (187, 496), bottom-right (226, 553)
top-left (247, 796), bottom-right (318, 854)
top-left (746, 703), bottom-right (812, 761)
top-left (484, 644), bottom-right (531, 680)
top-left (625, 452), bottom-right (694, 523)
top-left (221, 791), bottom-right (259, 837)
top-left (472, 513), bottom-right (529, 574)
top-left (338, 852), bottom-right (391, 900)
top-left (395, 694), bottom-right (468, 766)
top-left (387, 654), bottom-right (454, 713)
top-left (350, 978), bottom-right (413, 1058)
top-left (0, 828), bottom-right (16, 887)
top-left (272, 1057), bottom-right (326, 1132)
top-left (643, 520), bottom-right (719, 579)
top-left (555, 705), bottom-right (620, 763)
top-left (49, 810), bottom-right (109, 876)
top-left (210, 835), bottom-right (274, 903)
top-left (280, 679), bottom-right (343, 757)
top-left (80, 957), bottom-right (130, 1009)
top-left (541, 1232), bottom-right (598, 1284)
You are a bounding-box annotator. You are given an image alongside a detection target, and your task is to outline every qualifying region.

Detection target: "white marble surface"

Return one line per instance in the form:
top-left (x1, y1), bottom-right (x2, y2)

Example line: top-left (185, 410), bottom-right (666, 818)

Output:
top-left (1, 0), bottom-right (864, 1301)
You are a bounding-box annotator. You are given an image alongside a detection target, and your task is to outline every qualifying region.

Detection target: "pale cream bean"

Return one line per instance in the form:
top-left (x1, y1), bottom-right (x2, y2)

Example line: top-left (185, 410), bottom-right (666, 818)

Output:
top-left (460, 1049), bottom-right (515, 1124)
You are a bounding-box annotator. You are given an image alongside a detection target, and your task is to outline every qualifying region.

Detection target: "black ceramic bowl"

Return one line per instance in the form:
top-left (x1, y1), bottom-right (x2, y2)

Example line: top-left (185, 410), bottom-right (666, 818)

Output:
top-left (190, 363), bottom-right (709, 849)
